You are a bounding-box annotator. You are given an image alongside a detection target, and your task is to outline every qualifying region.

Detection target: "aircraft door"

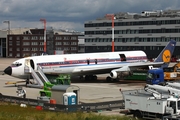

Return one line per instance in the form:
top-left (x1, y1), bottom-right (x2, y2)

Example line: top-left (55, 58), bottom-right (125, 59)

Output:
top-left (95, 59), bottom-right (97, 64)
top-left (30, 59), bottom-right (35, 69)
top-left (119, 54), bottom-right (126, 61)
top-left (24, 59), bottom-right (31, 73)
top-left (87, 59), bottom-right (90, 65)
top-left (24, 59), bottom-right (35, 73)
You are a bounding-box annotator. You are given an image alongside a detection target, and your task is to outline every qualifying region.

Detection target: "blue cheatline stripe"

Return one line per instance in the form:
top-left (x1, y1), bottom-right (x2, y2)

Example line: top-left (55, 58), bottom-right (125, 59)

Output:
top-left (41, 62), bottom-right (132, 69)
top-left (37, 56), bottom-right (147, 68)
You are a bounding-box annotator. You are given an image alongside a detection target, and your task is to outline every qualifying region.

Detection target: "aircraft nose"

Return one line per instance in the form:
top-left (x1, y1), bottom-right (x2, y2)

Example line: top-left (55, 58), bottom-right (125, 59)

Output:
top-left (4, 66), bottom-right (12, 75)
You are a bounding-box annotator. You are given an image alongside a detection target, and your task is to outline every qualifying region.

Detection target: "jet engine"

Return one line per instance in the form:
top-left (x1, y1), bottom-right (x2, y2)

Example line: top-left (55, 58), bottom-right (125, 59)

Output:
top-left (110, 71), bottom-right (132, 79)
top-left (109, 66), bottom-right (133, 79)
top-left (110, 71), bottom-right (118, 79)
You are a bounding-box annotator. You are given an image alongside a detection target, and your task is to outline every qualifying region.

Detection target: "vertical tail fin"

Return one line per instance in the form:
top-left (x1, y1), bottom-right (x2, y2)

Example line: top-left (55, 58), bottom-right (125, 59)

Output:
top-left (154, 39), bottom-right (176, 63)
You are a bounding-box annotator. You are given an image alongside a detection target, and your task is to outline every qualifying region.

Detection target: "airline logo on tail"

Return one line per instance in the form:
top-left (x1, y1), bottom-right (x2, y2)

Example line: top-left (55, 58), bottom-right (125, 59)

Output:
top-left (154, 40), bottom-right (176, 63)
top-left (162, 50), bottom-right (171, 63)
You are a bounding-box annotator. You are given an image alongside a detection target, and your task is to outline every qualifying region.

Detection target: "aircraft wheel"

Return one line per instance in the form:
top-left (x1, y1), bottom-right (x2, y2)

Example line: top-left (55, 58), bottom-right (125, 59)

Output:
top-left (85, 75), bottom-right (97, 81)
top-left (26, 78), bottom-right (30, 87)
top-left (113, 79), bottom-right (119, 82)
top-left (79, 76), bottom-right (84, 80)
top-left (85, 75), bottom-right (90, 80)
top-left (106, 76), bottom-right (112, 82)
top-left (40, 92), bottom-right (46, 97)
top-left (133, 110), bottom-right (142, 119)
top-left (92, 75), bottom-right (97, 80)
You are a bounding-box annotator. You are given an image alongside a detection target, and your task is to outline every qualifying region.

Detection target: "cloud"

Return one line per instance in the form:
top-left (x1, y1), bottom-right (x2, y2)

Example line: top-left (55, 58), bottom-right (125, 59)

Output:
top-left (0, 0), bottom-right (180, 32)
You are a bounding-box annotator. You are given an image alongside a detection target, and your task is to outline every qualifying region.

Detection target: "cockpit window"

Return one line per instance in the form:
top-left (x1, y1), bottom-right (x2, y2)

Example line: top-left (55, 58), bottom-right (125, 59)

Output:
top-left (11, 63), bottom-right (22, 67)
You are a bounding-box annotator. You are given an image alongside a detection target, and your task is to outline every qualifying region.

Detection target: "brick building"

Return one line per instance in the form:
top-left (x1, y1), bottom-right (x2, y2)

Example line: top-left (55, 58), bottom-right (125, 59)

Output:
top-left (7, 28), bottom-right (79, 58)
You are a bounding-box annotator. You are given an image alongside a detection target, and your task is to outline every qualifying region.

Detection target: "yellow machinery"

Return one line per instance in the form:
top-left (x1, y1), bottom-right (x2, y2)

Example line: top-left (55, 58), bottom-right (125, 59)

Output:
top-left (163, 62), bottom-right (180, 81)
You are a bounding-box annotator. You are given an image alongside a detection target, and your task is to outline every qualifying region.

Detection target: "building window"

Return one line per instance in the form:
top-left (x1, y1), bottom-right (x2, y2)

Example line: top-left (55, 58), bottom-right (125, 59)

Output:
top-left (71, 42), bottom-right (77, 45)
top-left (71, 37), bottom-right (77, 40)
top-left (9, 41), bottom-right (12, 46)
top-left (9, 48), bottom-right (12, 51)
top-left (31, 48), bottom-right (38, 51)
top-left (63, 42), bottom-right (70, 45)
top-left (31, 53), bottom-right (37, 56)
top-left (23, 36), bottom-right (30, 40)
top-left (23, 42), bottom-right (30, 45)
top-left (64, 37), bottom-right (70, 40)
top-left (56, 47), bottom-right (62, 50)
top-left (64, 47), bottom-right (70, 50)
top-left (55, 42), bottom-right (62, 45)
top-left (16, 41), bottom-right (20, 45)
top-left (9, 37), bottom-right (12, 40)
top-left (17, 48), bottom-right (20, 51)
top-left (39, 48), bottom-right (44, 51)
top-left (23, 53), bottom-right (28, 57)
top-left (9, 53), bottom-right (12, 57)
top-left (39, 36), bottom-right (44, 40)
top-left (16, 37), bottom-right (20, 40)
top-left (71, 47), bottom-right (77, 50)
top-left (55, 37), bottom-right (62, 40)
top-left (23, 48), bottom-right (30, 51)
top-left (31, 36), bottom-right (38, 40)
top-left (39, 42), bottom-right (44, 45)
top-left (16, 53), bottom-right (20, 57)
top-left (31, 42), bottom-right (38, 45)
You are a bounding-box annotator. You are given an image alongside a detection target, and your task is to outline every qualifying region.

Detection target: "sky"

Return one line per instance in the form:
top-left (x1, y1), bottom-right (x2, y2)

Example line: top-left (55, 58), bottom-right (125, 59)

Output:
top-left (0, 0), bottom-right (180, 32)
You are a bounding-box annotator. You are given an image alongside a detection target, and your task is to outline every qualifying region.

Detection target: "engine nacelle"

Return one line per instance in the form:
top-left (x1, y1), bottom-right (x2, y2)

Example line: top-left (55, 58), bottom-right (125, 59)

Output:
top-left (110, 66), bottom-right (132, 79)
top-left (110, 71), bottom-right (132, 79)
top-left (110, 71), bottom-right (118, 79)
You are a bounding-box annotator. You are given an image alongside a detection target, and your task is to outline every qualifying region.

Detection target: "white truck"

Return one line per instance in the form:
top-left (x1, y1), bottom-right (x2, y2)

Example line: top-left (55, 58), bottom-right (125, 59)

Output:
top-left (121, 84), bottom-right (180, 119)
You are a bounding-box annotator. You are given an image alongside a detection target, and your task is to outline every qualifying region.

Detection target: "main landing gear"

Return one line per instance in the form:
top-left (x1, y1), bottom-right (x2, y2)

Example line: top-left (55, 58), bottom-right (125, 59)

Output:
top-left (79, 75), bottom-right (119, 82)
top-left (79, 75), bottom-right (97, 81)
top-left (85, 75), bottom-right (97, 81)
top-left (106, 76), bottom-right (119, 82)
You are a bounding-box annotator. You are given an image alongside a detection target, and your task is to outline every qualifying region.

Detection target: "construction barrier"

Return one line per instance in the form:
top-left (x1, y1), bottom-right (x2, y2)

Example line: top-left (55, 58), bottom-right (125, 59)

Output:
top-left (50, 99), bottom-right (56, 104)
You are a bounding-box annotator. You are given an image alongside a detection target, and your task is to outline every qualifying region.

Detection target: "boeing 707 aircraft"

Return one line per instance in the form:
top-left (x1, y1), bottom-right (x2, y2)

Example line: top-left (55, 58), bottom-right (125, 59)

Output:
top-left (4, 39), bottom-right (176, 82)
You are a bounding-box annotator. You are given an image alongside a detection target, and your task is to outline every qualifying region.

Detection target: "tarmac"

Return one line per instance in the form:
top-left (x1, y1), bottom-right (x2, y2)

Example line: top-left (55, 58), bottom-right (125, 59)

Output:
top-left (0, 58), bottom-right (145, 103)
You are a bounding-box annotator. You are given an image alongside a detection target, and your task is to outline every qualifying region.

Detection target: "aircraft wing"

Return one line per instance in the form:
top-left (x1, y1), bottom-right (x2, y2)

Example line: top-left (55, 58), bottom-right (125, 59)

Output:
top-left (72, 63), bottom-right (122, 75)
top-left (72, 61), bottom-right (165, 77)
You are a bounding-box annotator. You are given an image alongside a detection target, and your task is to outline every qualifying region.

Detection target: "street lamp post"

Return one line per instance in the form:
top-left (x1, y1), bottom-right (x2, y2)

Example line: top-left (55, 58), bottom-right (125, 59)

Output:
top-left (3, 20), bottom-right (10, 57)
top-left (3, 20), bottom-right (10, 34)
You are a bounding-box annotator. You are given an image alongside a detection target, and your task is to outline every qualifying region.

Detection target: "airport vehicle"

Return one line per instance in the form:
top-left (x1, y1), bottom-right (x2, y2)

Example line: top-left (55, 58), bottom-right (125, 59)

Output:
top-left (166, 82), bottom-right (180, 90)
top-left (3, 40), bottom-right (176, 82)
top-left (125, 62), bottom-right (180, 81)
top-left (122, 84), bottom-right (180, 119)
top-left (40, 74), bottom-right (71, 97)
top-left (124, 69), bottom-right (148, 80)
top-left (146, 63), bottom-right (180, 85)
top-left (164, 62), bottom-right (180, 80)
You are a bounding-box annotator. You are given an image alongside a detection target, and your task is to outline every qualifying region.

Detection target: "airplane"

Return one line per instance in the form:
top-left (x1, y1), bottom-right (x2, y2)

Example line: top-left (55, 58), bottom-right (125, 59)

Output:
top-left (3, 39), bottom-right (176, 82)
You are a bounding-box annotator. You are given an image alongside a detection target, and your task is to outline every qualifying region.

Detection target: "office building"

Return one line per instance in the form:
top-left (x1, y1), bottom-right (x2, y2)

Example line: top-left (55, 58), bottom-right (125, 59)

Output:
top-left (84, 9), bottom-right (180, 59)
